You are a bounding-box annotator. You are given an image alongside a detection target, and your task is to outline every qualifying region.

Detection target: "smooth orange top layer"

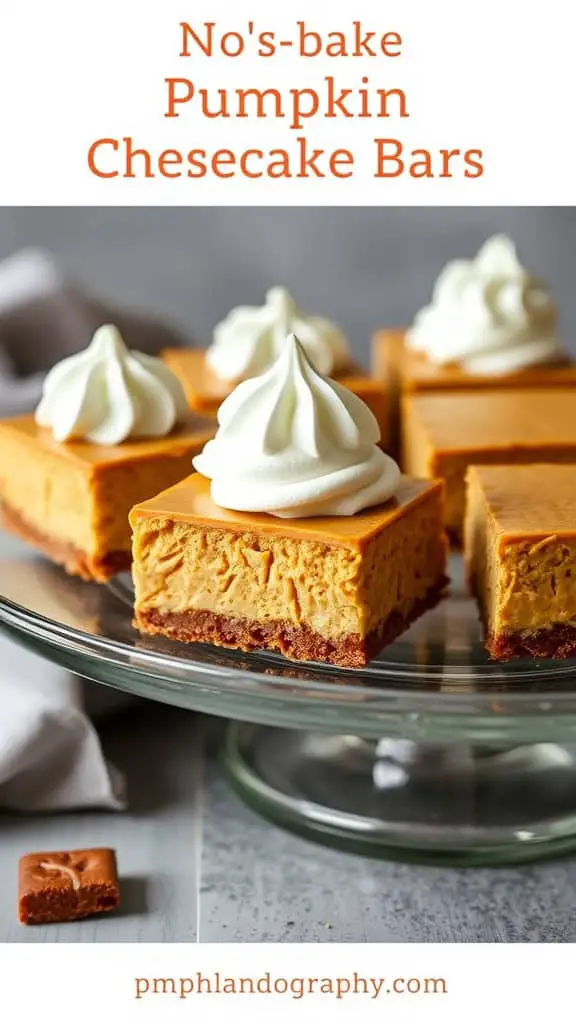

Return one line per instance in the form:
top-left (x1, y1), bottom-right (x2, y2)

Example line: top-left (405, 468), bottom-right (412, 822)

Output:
top-left (405, 389), bottom-right (576, 453)
top-left (129, 472), bottom-right (443, 550)
top-left (374, 329), bottom-right (576, 390)
top-left (162, 348), bottom-right (239, 404)
top-left (467, 464), bottom-right (576, 539)
top-left (0, 413), bottom-right (215, 468)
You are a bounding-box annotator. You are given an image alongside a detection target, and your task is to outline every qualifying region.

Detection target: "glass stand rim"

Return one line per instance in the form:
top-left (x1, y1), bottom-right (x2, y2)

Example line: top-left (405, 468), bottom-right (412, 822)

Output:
top-left (223, 722), bottom-right (576, 866)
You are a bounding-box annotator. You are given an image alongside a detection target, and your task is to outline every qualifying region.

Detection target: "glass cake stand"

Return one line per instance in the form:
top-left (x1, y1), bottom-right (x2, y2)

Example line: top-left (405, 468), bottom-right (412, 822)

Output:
top-left (3, 537), bottom-right (576, 866)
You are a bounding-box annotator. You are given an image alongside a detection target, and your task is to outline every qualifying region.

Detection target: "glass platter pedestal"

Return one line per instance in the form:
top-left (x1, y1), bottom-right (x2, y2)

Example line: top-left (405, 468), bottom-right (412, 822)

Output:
top-left (2, 542), bottom-right (576, 866)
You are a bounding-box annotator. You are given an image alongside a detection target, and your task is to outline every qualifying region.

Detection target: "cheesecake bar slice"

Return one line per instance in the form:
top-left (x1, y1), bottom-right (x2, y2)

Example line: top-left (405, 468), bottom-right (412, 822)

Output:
top-left (465, 464), bottom-right (576, 659)
top-left (0, 414), bottom-right (214, 581)
top-left (130, 473), bottom-right (448, 668)
top-left (402, 389), bottom-right (576, 541)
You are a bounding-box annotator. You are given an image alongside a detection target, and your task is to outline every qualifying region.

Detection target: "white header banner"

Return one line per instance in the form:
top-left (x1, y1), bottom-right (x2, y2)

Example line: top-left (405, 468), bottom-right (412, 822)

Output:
top-left (0, 941), bottom-right (571, 1021)
top-left (0, 0), bottom-right (573, 204)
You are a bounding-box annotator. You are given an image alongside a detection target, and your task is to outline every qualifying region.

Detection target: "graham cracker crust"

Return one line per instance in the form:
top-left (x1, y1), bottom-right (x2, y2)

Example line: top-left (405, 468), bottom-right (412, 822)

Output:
top-left (135, 578), bottom-right (448, 668)
top-left (1, 501), bottom-right (130, 582)
top-left (486, 625), bottom-right (576, 661)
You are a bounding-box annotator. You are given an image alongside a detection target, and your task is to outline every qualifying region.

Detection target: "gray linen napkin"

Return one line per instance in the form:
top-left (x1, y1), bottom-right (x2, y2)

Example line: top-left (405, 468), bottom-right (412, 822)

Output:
top-left (0, 247), bottom-right (187, 413)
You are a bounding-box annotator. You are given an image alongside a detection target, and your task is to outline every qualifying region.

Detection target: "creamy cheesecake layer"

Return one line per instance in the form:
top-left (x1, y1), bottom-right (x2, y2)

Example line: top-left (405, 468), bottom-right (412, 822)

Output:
top-left (465, 465), bottom-right (576, 638)
top-left (131, 474), bottom-right (447, 644)
top-left (495, 537), bottom-right (576, 633)
top-left (0, 415), bottom-right (214, 579)
top-left (132, 520), bottom-right (366, 638)
top-left (0, 424), bottom-right (207, 560)
top-left (0, 424), bottom-right (96, 555)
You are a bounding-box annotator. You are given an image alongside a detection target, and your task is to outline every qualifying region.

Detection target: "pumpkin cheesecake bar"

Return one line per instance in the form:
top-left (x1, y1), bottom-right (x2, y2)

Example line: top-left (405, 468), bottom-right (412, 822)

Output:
top-left (0, 325), bottom-right (214, 581)
top-left (131, 333), bottom-right (447, 667)
top-left (372, 236), bottom-right (574, 452)
top-left (402, 389), bottom-right (576, 541)
top-left (464, 464), bottom-right (576, 659)
top-left (130, 472), bottom-right (447, 667)
top-left (0, 415), bottom-right (213, 581)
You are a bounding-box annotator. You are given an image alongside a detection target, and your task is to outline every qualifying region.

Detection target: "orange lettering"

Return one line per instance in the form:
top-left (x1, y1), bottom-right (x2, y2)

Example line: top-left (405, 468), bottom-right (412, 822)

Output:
top-left (464, 149), bottom-right (484, 178)
top-left (87, 138), bottom-right (118, 178)
top-left (164, 78), bottom-right (195, 117)
top-left (179, 22), bottom-right (214, 57)
top-left (158, 149), bottom-right (183, 178)
top-left (330, 149), bottom-right (354, 178)
top-left (239, 150), bottom-right (264, 178)
top-left (211, 149), bottom-right (236, 177)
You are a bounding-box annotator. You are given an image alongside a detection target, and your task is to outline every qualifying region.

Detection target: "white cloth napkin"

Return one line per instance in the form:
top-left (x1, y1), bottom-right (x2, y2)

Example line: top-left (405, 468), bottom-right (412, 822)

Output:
top-left (0, 247), bottom-right (182, 811)
top-left (0, 638), bottom-right (126, 811)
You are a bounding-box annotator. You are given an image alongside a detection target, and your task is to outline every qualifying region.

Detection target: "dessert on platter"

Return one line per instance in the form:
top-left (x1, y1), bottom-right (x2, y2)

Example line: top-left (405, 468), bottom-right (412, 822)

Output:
top-left (131, 334), bottom-right (448, 667)
top-left (163, 286), bottom-right (390, 449)
top-left (402, 388), bottom-right (576, 541)
top-left (0, 324), bottom-right (215, 581)
top-left (465, 464), bottom-right (576, 660)
top-left (372, 236), bottom-right (576, 450)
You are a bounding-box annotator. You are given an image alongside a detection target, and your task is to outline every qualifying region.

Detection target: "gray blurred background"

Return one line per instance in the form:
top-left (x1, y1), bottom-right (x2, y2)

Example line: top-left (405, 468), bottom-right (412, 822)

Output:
top-left (1, 207), bottom-right (575, 366)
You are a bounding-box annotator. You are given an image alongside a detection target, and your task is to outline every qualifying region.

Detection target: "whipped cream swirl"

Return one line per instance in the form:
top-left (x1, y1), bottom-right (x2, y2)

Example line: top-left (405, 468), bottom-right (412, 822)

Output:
top-left (206, 286), bottom-right (350, 382)
top-left (194, 333), bottom-right (400, 518)
top-left (407, 235), bottom-right (561, 374)
top-left (35, 323), bottom-right (188, 444)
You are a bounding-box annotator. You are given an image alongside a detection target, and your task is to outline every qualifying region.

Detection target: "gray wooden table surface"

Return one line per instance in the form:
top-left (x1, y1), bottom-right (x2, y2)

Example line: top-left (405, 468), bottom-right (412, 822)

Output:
top-left (1, 699), bottom-right (576, 943)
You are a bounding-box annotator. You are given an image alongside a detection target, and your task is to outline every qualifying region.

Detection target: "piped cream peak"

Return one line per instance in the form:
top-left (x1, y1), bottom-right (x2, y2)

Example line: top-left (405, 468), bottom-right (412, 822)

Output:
top-left (35, 323), bottom-right (188, 445)
top-left (194, 333), bottom-right (400, 518)
top-left (206, 286), bottom-right (350, 382)
top-left (407, 235), bottom-right (561, 374)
